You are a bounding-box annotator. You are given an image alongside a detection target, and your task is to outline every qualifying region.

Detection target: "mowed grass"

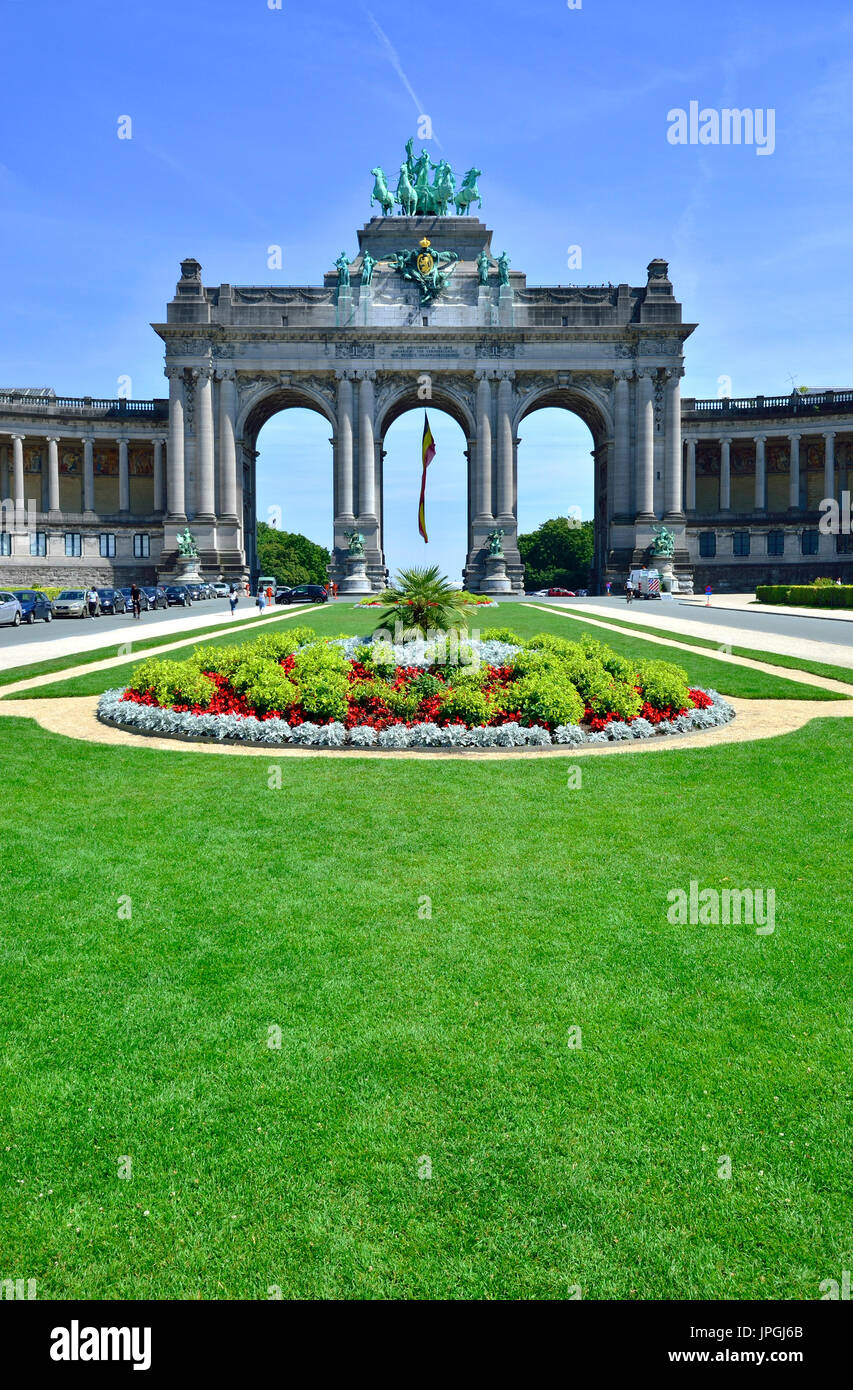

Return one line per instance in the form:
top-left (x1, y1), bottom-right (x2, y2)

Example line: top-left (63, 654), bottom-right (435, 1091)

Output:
top-left (3, 600), bottom-right (840, 701)
top-left (0, 714), bottom-right (851, 1299)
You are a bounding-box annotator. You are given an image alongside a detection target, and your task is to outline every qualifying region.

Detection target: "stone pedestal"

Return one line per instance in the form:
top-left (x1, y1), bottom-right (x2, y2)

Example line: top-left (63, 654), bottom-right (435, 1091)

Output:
top-left (655, 556), bottom-right (675, 593)
top-left (339, 555), bottom-right (372, 595)
top-left (479, 553), bottom-right (512, 595)
top-left (176, 555), bottom-right (202, 585)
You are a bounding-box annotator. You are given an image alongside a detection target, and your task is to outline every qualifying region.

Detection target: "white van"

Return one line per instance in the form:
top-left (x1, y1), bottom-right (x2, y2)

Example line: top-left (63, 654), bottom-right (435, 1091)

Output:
top-left (627, 568), bottom-right (662, 599)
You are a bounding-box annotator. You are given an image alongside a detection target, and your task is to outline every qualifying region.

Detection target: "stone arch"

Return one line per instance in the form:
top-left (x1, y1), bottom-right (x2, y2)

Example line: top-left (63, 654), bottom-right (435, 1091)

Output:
top-left (375, 377), bottom-right (476, 443)
top-left (236, 380), bottom-right (336, 582)
top-left (237, 381), bottom-right (336, 443)
top-left (514, 381), bottom-right (613, 443)
top-left (513, 381), bottom-right (614, 591)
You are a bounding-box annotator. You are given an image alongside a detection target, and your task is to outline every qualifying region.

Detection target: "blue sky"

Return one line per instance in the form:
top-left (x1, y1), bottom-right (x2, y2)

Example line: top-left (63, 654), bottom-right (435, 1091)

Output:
top-left (2, 0), bottom-right (852, 578)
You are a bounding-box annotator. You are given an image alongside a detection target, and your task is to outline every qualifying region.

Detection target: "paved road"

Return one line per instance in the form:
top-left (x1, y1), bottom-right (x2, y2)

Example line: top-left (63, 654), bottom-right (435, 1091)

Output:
top-left (517, 595), bottom-right (853, 649)
top-left (0, 598), bottom-right (298, 671)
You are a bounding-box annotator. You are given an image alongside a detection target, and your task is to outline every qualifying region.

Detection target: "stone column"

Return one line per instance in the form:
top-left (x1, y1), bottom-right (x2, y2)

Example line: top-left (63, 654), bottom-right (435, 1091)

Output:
top-left (823, 430), bottom-right (836, 504)
top-left (152, 438), bottom-right (165, 513)
top-left (495, 371), bottom-right (514, 522)
top-left (358, 371), bottom-right (376, 520)
top-left (46, 436), bottom-right (60, 514)
top-left (719, 436), bottom-right (731, 511)
top-left (11, 434), bottom-right (25, 507)
top-left (83, 436), bottom-right (95, 513)
top-left (0, 442), bottom-right (8, 501)
top-left (118, 437), bottom-right (130, 512)
top-left (664, 367), bottom-right (684, 517)
top-left (685, 437), bottom-right (697, 511)
top-left (787, 433), bottom-right (801, 510)
top-left (166, 367), bottom-right (186, 519)
top-left (335, 371), bottom-right (355, 522)
top-left (612, 370), bottom-right (631, 517)
top-left (217, 370), bottom-right (238, 519)
top-left (635, 370), bottom-right (655, 519)
top-left (754, 434), bottom-right (767, 511)
top-left (194, 366), bottom-right (215, 520)
top-left (475, 370), bottom-right (493, 520)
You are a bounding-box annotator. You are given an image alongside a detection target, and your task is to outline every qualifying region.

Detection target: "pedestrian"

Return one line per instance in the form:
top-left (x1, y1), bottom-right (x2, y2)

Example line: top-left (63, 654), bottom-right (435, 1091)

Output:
top-left (87, 585), bottom-right (100, 618)
top-left (229, 585), bottom-right (239, 617)
top-left (257, 585), bottom-right (266, 614)
top-left (130, 580), bottom-right (142, 620)
top-left (605, 579), bottom-right (612, 597)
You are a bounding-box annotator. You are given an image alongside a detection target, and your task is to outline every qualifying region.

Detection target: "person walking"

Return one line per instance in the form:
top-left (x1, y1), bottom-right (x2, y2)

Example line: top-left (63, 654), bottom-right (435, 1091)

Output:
top-left (130, 581), bottom-right (142, 620)
top-left (229, 583), bottom-right (239, 617)
top-left (87, 585), bottom-right (100, 618)
top-left (257, 585), bottom-right (266, 614)
top-left (605, 579), bottom-right (612, 597)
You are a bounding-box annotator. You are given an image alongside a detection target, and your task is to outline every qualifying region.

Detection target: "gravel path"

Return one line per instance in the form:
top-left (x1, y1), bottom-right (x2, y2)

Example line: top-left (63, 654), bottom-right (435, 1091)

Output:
top-left (1, 693), bottom-right (850, 761)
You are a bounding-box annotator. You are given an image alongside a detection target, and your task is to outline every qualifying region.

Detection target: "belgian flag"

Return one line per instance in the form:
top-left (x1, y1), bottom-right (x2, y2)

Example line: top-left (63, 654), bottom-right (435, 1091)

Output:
top-left (418, 413), bottom-right (436, 542)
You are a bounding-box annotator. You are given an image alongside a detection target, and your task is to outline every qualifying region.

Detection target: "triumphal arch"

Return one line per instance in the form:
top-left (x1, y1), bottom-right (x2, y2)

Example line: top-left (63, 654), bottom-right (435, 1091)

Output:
top-left (154, 141), bottom-right (695, 591)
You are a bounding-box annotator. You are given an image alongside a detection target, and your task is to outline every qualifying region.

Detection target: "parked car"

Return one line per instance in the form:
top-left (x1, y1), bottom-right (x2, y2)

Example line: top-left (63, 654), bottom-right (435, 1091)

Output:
top-left (185, 583), bottom-right (205, 602)
top-left (142, 585), bottom-right (169, 610)
top-left (164, 584), bottom-right (192, 606)
top-left (119, 586), bottom-right (149, 612)
top-left (211, 582), bottom-right (230, 597)
top-left (12, 589), bottom-right (53, 623)
top-left (53, 588), bottom-right (90, 618)
top-left (275, 583), bottom-right (328, 605)
top-left (0, 591), bottom-right (24, 626)
top-left (96, 587), bottom-right (126, 615)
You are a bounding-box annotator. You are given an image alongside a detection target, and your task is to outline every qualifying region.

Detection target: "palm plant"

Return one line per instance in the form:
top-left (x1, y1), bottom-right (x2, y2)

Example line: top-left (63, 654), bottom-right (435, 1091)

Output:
top-left (374, 565), bottom-right (471, 637)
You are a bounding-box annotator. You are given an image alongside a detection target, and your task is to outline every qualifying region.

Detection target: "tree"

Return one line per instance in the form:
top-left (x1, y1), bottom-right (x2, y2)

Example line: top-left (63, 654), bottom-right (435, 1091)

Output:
top-left (256, 522), bottom-right (330, 586)
top-left (517, 518), bottom-right (594, 590)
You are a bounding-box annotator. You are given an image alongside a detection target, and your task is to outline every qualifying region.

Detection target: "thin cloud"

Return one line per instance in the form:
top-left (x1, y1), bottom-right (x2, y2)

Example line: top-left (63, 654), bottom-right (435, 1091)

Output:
top-left (365, 10), bottom-right (442, 148)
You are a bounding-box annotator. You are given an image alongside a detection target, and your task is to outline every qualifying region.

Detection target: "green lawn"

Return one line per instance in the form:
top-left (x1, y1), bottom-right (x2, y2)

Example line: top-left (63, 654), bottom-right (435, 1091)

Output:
top-left (556, 604), bottom-right (853, 689)
top-left (3, 601), bottom-right (841, 701)
top-left (0, 713), bottom-right (850, 1299)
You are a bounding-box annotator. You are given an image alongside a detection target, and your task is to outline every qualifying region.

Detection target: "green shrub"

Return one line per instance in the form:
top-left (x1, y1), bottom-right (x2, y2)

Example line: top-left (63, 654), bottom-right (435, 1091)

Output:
top-left (600, 680), bottom-right (643, 722)
top-left (635, 659), bottom-right (692, 711)
top-left (293, 643), bottom-right (349, 677)
top-left (190, 644), bottom-right (243, 677)
top-left (510, 647), bottom-right (567, 677)
top-left (249, 631), bottom-right (301, 662)
top-left (239, 666), bottom-right (300, 716)
top-left (480, 627), bottom-right (520, 644)
top-left (411, 671), bottom-right (443, 700)
top-left (298, 670), bottom-right (350, 722)
top-left (439, 685), bottom-right (493, 726)
top-left (524, 634), bottom-right (580, 657)
top-left (230, 655), bottom-right (298, 713)
top-left (127, 657), bottom-right (215, 708)
top-left (757, 583), bottom-right (853, 608)
top-left (285, 626), bottom-right (317, 646)
top-left (348, 678), bottom-right (382, 707)
top-left (385, 684), bottom-right (421, 719)
top-left (512, 672), bottom-right (585, 728)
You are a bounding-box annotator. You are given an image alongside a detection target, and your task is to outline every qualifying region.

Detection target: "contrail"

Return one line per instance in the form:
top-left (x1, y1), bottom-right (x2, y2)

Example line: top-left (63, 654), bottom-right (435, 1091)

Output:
top-left (366, 10), bottom-right (442, 148)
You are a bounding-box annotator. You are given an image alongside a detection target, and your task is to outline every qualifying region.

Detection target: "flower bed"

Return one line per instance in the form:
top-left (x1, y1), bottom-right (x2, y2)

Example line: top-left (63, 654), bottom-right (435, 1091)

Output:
top-left (98, 626), bottom-right (735, 750)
